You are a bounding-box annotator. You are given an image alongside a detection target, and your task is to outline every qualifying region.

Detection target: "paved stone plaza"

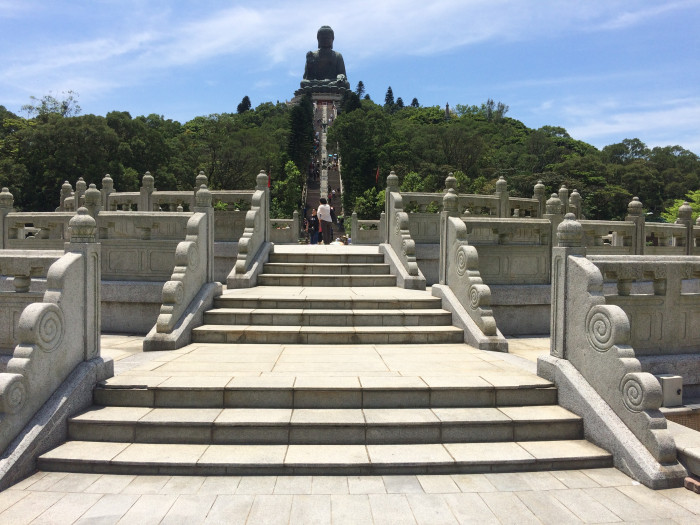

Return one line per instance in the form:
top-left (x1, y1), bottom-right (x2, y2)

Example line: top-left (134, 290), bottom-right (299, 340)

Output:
top-left (2, 333), bottom-right (699, 524)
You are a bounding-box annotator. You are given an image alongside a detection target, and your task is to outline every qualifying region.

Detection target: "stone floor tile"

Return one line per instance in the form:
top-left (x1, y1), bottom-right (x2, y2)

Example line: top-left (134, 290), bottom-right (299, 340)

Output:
top-left (515, 490), bottom-right (582, 525)
top-left (31, 492), bottom-right (103, 525)
top-left (617, 484), bottom-right (697, 520)
top-left (160, 494), bottom-right (216, 525)
top-left (84, 474), bottom-right (137, 494)
top-left (121, 475), bottom-right (172, 494)
top-left (650, 486), bottom-right (700, 515)
top-left (450, 473), bottom-right (498, 493)
top-left (235, 476), bottom-right (277, 495)
top-left (582, 467), bottom-right (637, 487)
top-left (369, 494), bottom-right (417, 525)
top-left (246, 494), bottom-right (293, 525)
top-left (368, 444), bottom-right (454, 465)
top-left (311, 476), bottom-right (349, 494)
top-left (517, 471), bottom-right (568, 491)
top-left (158, 475), bottom-right (207, 494)
top-left (445, 442), bottom-right (534, 465)
top-left (289, 494), bottom-right (331, 525)
top-left (484, 472), bottom-right (533, 492)
top-left (479, 491), bottom-right (541, 525)
top-left (198, 444), bottom-right (287, 465)
top-left (407, 494), bottom-right (459, 524)
top-left (382, 475), bottom-right (425, 494)
top-left (274, 475), bottom-right (313, 494)
top-left (0, 489), bottom-right (28, 513)
top-left (73, 494), bottom-right (140, 524)
top-left (584, 486), bottom-right (663, 522)
top-left (347, 475), bottom-right (387, 494)
top-left (197, 476), bottom-right (242, 495)
top-left (17, 471), bottom-right (68, 491)
top-left (550, 488), bottom-right (620, 523)
top-left (204, 495), bottom-right (254, 524)
top-left (115, 494), bottom-right (177, 525)
top-left (416, 475), bottom-right (461, 494)
top-left (113, 443), bottom-right (207, 466)
top-left (330, 494), bottom-right (373, 525)
top-left (442, 493), bottom-right (500, 524)
top-left (46, 472), bottom-right (103, 493)
top-left (7, 471), bottom-right (48, 491)
top-left (0, 491), bottom-right (65, 525)
top-left (550, 469), bottom-right (602, 488)
top-left (140, 408), bottom-right (221, 423)
top-left (285, 445), bottom-right (368, 466)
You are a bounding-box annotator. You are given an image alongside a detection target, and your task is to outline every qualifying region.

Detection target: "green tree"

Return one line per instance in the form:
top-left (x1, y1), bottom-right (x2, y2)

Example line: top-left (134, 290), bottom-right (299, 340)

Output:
top-left (384, 87), bottom-right (395, 109)
top-left (411, 98), bottom-right (419, 108)
top-left (271, 160), bottom-right (303, 218)
top-left (237, 96), bottom-right (252, 114)
top-left (355, 81), bottom-right (365, 98)
top-left (661, 190), bottom-right (700, 223)
top-left (21, 91), bottom-right (81, 119)
top-left (286, 95), bottom-right (313, 173)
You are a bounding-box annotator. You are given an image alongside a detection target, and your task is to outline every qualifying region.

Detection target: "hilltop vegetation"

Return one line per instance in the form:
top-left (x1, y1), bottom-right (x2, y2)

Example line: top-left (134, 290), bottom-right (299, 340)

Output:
top-left (1, 92), bottom-right (698, 220)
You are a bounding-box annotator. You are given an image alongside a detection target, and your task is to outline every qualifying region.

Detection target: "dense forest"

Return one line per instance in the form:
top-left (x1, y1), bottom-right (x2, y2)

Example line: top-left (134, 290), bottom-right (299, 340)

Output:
top-left (1, 90), bottom-right (699, 221)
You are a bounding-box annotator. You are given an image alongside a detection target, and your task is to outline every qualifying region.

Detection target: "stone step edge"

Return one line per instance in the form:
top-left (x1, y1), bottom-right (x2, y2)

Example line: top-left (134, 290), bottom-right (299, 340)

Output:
top-left (37, 440), bottom-right (613, 476)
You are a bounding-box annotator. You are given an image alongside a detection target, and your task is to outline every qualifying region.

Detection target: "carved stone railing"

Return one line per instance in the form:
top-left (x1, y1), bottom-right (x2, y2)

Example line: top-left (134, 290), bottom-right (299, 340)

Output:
top-left (541, 215), bottom-right (687, 488)
top-left (385, 172), bottom-right (423, 285)
top-left (144, 186), bottom-right (220, 350)
top-left (270, 211), bottom-right (300, 243)
top-left (3, 213), bottom-right (73, 250)
top-left (227, 171), bottom-right (271, 288)
top-left (350, 212), bottom-right (384, 245)
top-left (0, 208), bottom-right (104, 453)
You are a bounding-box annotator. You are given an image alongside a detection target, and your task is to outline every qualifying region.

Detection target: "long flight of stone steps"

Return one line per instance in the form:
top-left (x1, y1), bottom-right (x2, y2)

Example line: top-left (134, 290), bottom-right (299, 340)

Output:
top-left (37, 246), bottom-right (612, 476)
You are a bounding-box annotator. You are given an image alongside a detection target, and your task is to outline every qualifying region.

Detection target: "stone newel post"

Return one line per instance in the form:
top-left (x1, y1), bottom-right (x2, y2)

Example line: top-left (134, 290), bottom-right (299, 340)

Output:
top-left (550, 214), bottom-right (585, 359)
top-left (533, 180), bottom-right (546, 218)
top-left (568, 189), bottom-right (582, 220)
top-left (439, 173), bottom-right (459, 285)
top-left (75, 178), bottom-right (87, 209)
top-left (677, 202), bottom-right (693, 255)
top-left (0, 187), bottom-right (14, 249)
top-left (67, 207), bottom-right (101, 360)
top-left (625, 196), bottom-right (646, 255)
top-left (139, 171), bottom-right (155, 211)
top-left (84, 184), bottom-right (102, 220)
top-left (101, 174), bottom-right (114, 211)
top-left (494, 176), bottom-right (508, 218)
top-left (193, 185), bottom-right (215, 282)
top-left (59, 181), bottom-right (73, 211)
top-left (385, 171), bottom-right (399, 244)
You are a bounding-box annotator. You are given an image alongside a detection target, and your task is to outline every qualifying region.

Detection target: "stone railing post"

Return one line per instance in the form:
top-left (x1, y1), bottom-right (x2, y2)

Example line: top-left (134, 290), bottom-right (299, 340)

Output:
top-left (558, 185), bottom-right (569, 216)
top-left (494, 176), bottom-right (508, 218)
top-left (0, 187), bottom-right (14, 249)
top-left (626, 196), bottom-right (646, 255)
top-left (292, 210), bottom-right (300, 241)
top-left (59, 181), bottom-right (73, 211)
top-left (568, 189), bottom-right (582, 220)
top-left (550, 214), bottom-right (586, 359)
top-left (384, 170), bottom-right (399, 243)
top-left (256, 170), bottom-right (270, 243)
top-left (440, 173), bottom-right (459, 285)
top-left (66, 207), bottom-right (101, 360)
top-left (677, 202), bottom-right (693, 255)
top-left (194, 171), bottom-right (208, 201)
top-left (101, 174), bottom-right (114, 211)
top-left (543, 191), bottom-right (564, 259)
top-left (533, 180), bottom-right (546, 218)
top-left (193, 185), bottom-right (215, 282)
top-left (84, 184), bottom-right (102, 220)
top-left (351, 212), bottom-right (358, 243)
top-left (75, 177), bottom-right (87, 209)
top-left (139, 171), bottom-right (155, 211)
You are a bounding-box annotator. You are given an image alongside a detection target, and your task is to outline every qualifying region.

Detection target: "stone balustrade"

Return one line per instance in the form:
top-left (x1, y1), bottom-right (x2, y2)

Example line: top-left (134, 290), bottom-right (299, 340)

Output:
top-left (143, 186), bottom-right (219, 350)
top-left (227, 171), bottom-right (271, 288)
top-left (270, 211), bottom-right (300, 244)
top-left (540, 215), bottom-right (688, 488)
top-left (0, 208), bottom-right (107, 455)
top-left (350, 213), bottom-right (384, 245)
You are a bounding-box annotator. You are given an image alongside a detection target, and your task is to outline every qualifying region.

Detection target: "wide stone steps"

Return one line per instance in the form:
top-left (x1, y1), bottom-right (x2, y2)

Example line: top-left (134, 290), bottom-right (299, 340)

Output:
top-left (203, 308), bottom-right (453, 327)
top-left (213, 295), bottom-right (444, 310)
top-left (256, 274), bottom-right (397, 287)
top-left (268, 253), bottom-right (384, 264)
top-left (92, 380), bottom-right (560, 409)
top-left (192, 325), bottom-right (464, 344)
top-left (37, 440), bottom-right (612, 476)
top-left (262, 262), bottom-right (391, 275)
top-left (66, 406), bottom-right (583, 445)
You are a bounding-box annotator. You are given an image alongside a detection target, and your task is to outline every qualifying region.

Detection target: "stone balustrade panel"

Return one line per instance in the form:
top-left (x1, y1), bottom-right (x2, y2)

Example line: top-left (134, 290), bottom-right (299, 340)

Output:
top-left (213, 210), bottom-right (247, 242)
top-left (387, 191), bottom-right (419, 277)
top-left (106, 192), bottom-right (139, 211)
top-left (588, 255), bottom-right (700, 356)
top-left (5, 213), bottom-right (73, 250)
top-left (407, 213), bottom-right (440, 243)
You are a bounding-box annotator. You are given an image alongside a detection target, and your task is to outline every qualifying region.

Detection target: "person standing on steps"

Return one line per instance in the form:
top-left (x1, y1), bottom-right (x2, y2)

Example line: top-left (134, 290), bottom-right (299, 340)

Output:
top-left (318, 198), bottom-right (333, 245)
top-left (307, 208), bottom-right (319, 245)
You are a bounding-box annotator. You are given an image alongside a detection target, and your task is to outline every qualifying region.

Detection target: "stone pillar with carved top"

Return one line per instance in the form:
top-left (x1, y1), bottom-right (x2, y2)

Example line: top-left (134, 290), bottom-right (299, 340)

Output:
top-left (193, 185), bottom-right (214, 282)
top-left (0, 187), bottom-right (13, 249)
top-left (439, 173), bottom-right (459, 285)
top-left (677, 201), bottom-right (693, 255)
top-left (67, 207), bottom-right (101, 360)
top-left (101, 174), bottom-right (114, 211)
top-left (139, 171), bottom-right (155, 211)
top-left (495, 176), bottom-right (508, 218)
top-left (625, 196), bottom-right (646, 255)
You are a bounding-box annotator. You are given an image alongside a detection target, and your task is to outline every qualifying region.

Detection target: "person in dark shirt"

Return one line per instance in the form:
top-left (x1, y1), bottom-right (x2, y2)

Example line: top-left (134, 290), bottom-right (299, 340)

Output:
top-left (307, 208), bottom-right (320, 244)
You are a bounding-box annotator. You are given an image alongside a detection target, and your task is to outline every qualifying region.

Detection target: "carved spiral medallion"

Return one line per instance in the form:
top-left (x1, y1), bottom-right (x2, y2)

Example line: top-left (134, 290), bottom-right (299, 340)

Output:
top-left (188, 244), bottom-right (199, 270)
top-left (469, 285), bottom-right (481, 309)
top-left (1, 375), bottom-right (28, 414)
top-left (37, 306), bottom-right (64, 352)
top-left (621, 375), bottom-right (646, 412)
top-left (585, 306), bottom-right (616, 351)
top-left (456, 246), bottom-right (468, 276)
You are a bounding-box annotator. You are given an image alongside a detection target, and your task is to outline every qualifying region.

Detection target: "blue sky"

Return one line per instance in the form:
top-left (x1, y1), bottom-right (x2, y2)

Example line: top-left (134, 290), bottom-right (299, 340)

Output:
top-left (1, 0), bottom-right (699, 154)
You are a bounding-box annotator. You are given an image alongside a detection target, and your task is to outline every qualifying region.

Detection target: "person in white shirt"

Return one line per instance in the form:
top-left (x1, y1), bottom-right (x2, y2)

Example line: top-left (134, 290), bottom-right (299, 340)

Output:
top-left (317, 198), bottom-right (333, 244)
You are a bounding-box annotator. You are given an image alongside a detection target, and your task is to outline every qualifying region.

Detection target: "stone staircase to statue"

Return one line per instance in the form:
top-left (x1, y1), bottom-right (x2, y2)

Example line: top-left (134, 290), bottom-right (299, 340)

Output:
top-left (38, 245), bottom-right (612, 476)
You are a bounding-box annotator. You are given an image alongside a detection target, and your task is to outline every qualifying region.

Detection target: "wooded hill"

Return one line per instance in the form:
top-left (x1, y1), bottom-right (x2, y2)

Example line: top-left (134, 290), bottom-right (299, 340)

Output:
top-left (1, 94), bottom-right (698, 221)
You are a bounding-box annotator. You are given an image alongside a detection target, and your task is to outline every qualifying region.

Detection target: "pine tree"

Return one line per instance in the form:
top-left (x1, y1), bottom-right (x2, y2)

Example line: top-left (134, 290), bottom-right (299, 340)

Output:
top-left (237, 96), bottom-right (251, 114)
top-left (384, 86), bottom-right (395, 108)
